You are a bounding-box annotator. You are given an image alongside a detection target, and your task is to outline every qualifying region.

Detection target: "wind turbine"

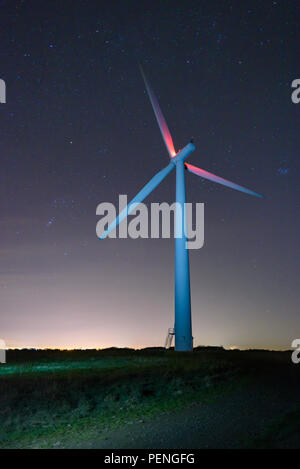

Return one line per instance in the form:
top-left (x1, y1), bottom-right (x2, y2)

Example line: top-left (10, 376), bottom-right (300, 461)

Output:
top-left (100, 67), bottom-right (263, 352)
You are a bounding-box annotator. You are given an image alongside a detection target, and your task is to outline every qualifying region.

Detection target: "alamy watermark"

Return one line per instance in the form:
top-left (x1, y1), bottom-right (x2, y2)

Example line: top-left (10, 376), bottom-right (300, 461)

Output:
top-left (291, 79), bottom-right (300, 104)
top-left (291, 339), bottom-right (300, 364)
top-left (0, 339), bottom-right (6, 364)
top-left (0, 79), bottom-right (6, 103)
top-left (96, 195), bottom-right (204, 249)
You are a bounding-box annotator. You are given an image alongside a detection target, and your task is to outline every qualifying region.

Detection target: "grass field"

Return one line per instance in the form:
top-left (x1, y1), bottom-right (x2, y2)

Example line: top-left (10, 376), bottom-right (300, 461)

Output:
top-left (0, 347), bottom-right (299, 448)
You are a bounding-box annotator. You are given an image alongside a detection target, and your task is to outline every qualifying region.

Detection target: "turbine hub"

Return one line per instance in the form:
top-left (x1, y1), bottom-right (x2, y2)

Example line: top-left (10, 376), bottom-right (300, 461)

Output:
top-left (172, 142), bottom-right (196, 164)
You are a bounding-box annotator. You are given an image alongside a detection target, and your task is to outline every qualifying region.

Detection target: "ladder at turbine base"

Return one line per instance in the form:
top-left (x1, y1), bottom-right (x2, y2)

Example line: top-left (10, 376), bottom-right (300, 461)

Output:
top-left (164, 328), bottom-right (175, 349)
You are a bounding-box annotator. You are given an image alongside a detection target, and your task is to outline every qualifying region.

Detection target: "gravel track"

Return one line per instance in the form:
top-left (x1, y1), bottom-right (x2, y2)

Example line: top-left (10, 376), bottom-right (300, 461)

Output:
top-left (73, 371), bottom-right (300, 449)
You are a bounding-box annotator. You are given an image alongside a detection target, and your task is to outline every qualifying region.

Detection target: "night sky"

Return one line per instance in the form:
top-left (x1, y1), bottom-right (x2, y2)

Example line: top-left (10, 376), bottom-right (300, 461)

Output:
top-left (1, 0), bottom-right (298, 350)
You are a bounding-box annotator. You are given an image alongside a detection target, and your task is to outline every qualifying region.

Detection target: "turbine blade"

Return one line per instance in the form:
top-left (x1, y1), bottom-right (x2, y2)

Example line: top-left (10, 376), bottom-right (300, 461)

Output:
top-left (140, 66), bottom-right (176, 158)
top-left (185, 163), bottom-right (263, 198)
top-left (100, 162), bottom-right (175, 239)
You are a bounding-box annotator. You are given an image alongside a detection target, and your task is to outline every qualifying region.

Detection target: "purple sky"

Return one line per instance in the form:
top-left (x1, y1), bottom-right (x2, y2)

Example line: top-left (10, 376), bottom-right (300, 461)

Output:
top-left (0, 0), bottom-right (298, 350)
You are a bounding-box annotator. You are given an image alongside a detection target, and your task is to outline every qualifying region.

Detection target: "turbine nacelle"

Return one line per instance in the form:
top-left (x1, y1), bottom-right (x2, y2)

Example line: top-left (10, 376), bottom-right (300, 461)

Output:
top-left (172, 142), bottom-right (196, 165)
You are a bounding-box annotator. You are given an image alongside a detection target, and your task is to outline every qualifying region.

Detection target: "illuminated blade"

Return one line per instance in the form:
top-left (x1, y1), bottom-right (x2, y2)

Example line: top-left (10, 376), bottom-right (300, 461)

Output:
top-left (185, 163), bottom-right (263, 198)
top-left (140, 66), bottom-right (176, 158)
top-left (100, 162), bottom-right (175, 239)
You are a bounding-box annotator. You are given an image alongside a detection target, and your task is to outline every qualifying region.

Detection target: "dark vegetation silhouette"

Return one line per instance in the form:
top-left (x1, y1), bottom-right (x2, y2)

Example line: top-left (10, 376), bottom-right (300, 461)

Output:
top-left (0, 347), bottom-right (299, 448)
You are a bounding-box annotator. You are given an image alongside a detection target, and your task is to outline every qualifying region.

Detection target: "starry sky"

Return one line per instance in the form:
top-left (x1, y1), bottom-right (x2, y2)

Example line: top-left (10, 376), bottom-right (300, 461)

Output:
top-left (0, 0), bottom-right (299, 350)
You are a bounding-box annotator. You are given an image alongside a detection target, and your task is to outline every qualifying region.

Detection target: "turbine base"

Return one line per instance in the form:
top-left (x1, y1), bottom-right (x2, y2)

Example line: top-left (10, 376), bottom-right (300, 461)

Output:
top-left (175, 335), bottom-right (193, 352)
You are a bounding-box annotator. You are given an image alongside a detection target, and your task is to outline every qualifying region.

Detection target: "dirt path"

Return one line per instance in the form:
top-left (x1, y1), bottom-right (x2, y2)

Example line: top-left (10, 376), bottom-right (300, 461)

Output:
top-left (73, 373), bottom-right (300, 449)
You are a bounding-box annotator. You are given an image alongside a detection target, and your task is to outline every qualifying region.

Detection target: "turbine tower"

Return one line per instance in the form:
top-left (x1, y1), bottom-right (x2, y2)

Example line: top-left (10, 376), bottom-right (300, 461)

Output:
top-left (100, 67), bottom-right (263, 351)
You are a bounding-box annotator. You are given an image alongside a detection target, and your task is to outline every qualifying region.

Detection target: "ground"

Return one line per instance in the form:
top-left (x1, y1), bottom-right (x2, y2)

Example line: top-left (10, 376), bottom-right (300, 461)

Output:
top-left (0, 347), bottom-right (299, 449)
